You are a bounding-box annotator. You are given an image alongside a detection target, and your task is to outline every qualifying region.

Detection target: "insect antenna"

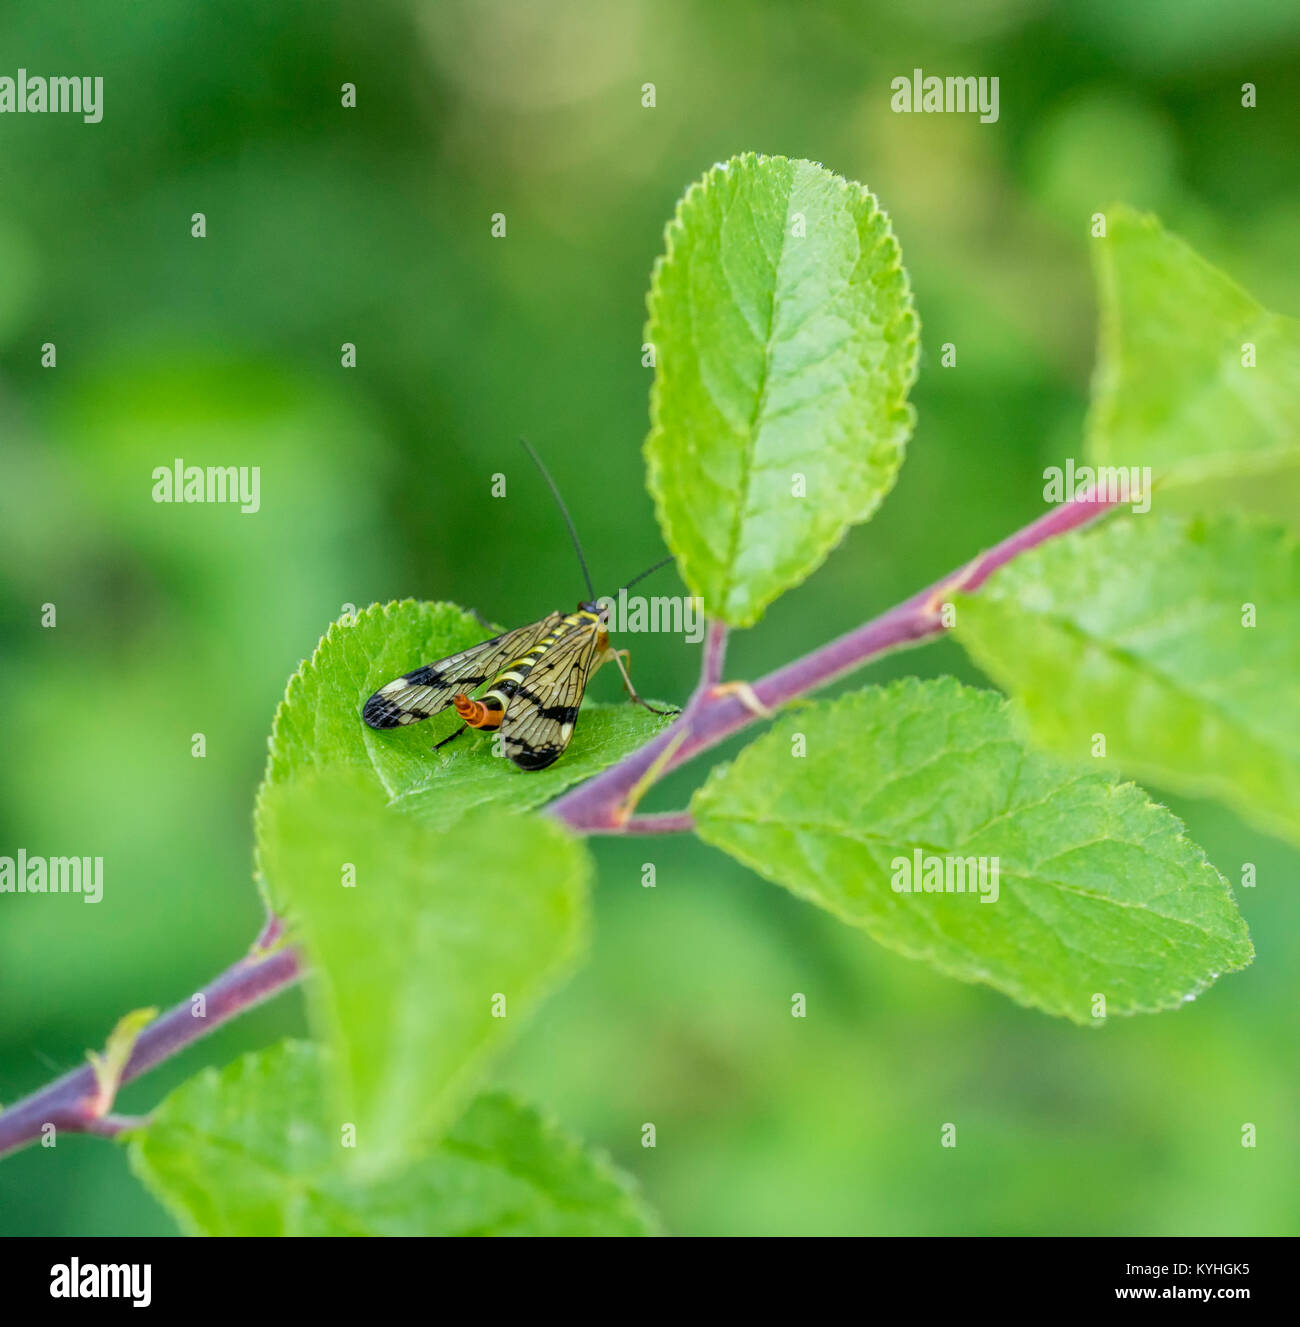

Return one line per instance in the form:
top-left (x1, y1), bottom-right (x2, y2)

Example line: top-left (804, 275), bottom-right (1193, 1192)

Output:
top-left (616, 554), bottom-right (675, 595)
top-left (519, 438), bottom-right (597, 602)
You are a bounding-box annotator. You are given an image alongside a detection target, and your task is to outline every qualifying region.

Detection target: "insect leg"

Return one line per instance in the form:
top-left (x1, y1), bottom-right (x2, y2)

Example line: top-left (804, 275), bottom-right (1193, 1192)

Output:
top-left (607, 647), bottom-right (680, 716)
top-left (433, 724), bottom-right (470, 752)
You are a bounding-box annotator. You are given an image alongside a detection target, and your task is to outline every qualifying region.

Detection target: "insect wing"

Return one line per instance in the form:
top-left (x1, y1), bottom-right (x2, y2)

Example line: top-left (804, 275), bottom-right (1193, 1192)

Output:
top-left (499, 621), bottom-right (603, 769)
top-left (362, 614), bottom-right (561, 729)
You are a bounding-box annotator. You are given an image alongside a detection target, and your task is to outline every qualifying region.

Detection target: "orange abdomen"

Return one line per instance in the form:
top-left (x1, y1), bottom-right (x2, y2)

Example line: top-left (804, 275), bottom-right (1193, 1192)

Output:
top-left (453, 693), bottom-right (504, 729)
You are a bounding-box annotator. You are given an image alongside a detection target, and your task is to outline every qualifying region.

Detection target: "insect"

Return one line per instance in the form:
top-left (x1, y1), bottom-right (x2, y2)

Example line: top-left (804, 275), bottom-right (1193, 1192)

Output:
top-left (361, 442), bottom-right (675, 771)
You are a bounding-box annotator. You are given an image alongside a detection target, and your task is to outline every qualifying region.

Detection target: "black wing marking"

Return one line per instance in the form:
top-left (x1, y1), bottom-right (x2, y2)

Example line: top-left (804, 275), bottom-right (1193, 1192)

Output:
top-left (499, 621), bottom-right (603, 770)
top-left (362, 614), bottom-right (562, 729)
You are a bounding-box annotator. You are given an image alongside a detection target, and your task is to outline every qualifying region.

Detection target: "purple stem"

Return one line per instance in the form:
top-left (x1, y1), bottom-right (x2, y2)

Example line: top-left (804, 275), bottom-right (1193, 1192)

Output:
top-left (548, 491), bottom-right (1120, 831)
top-left (85, 1113), bottom-right (151, 1139)
top-left (696, 619), bottom-right (729, 697)
top-left (0, 945), bottom-right (302, 1160)
top-left (614, 811), bottom-right (696, 836)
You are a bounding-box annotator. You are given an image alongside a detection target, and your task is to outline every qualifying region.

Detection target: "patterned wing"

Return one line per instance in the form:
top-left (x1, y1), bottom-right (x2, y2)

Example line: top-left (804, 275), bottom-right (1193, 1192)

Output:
top-left (362, 614), bottom-right (562, 728)
top-left (499, 621), bottom-right (604, 770)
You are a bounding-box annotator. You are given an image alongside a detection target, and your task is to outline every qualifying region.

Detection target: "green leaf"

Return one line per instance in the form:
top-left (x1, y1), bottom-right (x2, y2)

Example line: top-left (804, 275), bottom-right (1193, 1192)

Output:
top-left (692, 679), bottom-right (1252, 1024)
top-left (953, 513), bottom-right (1300, 846)
top-left (129, 1042), bottom-right (656, 1236)
top-left (645, 153), bottom-right (919, 627)
top-left (1087, 206), bottom-right (1300, 484)
top-left (255, 599), bottom-right (673, 851)
top-left (258, 770), bottom-right (590, 1176)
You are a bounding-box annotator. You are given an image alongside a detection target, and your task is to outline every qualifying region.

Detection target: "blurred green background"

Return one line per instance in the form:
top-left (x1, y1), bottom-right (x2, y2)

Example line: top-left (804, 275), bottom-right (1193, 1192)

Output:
top-left (2, 0), bottom-right (1297, 1235)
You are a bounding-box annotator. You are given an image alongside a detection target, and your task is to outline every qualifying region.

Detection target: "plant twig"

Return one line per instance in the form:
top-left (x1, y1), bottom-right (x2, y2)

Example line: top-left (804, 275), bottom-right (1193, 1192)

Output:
top-left (547, 491), bottom-right (1120, 831)
top-left (0, 944), bottom-right (301, 1160)
top-left (85, 1113), bottom-right (152, 1139)
top-left (0, 489), bottom-right (1119, 1161)
top-left (609, 810), bottom-right (695, 836)
top-left (695, 619), bottom-right (729, 699)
